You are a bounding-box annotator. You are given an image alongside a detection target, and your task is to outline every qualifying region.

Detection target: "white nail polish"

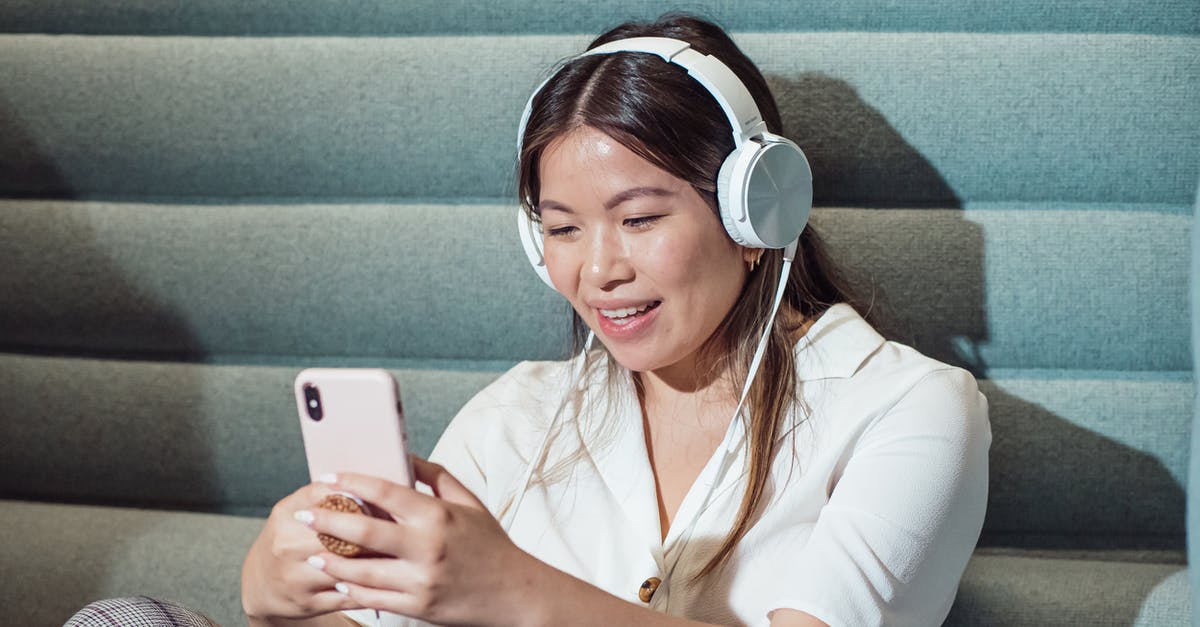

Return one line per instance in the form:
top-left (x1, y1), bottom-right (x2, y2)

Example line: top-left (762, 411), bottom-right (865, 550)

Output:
top-left (335, 582), bottom-right (350, 595)
top-left (293, 510), bottom-right (315, 525)
top-left (317, 473), bottom-right (338, 484)
top-left (306, 555), bottom-right (326, 570)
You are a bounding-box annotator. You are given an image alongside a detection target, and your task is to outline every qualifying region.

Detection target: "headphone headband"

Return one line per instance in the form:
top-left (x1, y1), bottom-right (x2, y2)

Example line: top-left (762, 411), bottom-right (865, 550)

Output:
top-left (581, 38), bottom-right (768, 148)
top-left (517, 37), bottom-right (768, 170)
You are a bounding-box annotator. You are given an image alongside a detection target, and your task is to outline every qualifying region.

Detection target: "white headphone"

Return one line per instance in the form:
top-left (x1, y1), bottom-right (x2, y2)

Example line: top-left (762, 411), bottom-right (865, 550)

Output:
top-left (515, 36), bottom-right (813, 290)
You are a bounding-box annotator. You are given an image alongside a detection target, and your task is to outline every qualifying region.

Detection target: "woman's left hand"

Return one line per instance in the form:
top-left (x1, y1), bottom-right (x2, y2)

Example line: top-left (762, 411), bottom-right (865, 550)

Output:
top-left (298, 457), bottom-right (537, 627)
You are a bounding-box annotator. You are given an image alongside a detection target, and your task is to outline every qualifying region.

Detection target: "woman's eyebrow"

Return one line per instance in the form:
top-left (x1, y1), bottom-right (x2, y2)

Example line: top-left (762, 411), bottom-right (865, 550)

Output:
top-left (538, 199), bottom-right (573, 215)
top-left (539, 186), bottom-right (676, 215)
top-left (604, 186), bottom-right (675, 210)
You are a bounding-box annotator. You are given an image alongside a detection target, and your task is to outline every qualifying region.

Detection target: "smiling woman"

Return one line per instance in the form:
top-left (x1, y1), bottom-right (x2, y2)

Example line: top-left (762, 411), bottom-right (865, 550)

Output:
top-left (240, 13), bottom-right (991, 627)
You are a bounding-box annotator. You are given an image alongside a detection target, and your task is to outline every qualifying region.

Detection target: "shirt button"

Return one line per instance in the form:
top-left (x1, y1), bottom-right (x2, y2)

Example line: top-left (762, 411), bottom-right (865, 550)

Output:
top-left (638, 577), bottom-right (662, 603)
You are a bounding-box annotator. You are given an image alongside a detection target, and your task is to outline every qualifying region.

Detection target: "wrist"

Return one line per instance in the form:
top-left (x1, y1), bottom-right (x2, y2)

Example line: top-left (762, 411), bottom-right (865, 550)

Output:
top-left (502, 550), bottom-right (558, 627)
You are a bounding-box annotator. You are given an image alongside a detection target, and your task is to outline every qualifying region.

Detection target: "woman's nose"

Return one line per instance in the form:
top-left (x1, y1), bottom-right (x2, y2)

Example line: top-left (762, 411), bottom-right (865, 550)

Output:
top-left (583, 228), bottom-right (634, 289)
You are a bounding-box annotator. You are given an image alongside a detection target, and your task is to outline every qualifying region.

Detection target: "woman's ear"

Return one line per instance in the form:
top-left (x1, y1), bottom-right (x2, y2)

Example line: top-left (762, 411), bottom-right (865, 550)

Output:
top-left (743, 247), bottom-right (766, 272)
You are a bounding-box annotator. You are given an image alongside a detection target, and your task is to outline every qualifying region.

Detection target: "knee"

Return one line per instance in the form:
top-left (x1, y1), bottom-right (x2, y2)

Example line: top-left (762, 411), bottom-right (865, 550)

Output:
top-left (66, 596), bottom-right (219, 626)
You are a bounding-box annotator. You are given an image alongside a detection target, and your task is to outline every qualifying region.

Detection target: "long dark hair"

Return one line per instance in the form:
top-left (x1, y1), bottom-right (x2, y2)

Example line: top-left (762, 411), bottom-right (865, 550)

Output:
top-left (518, 13), bottom-right (872, 580)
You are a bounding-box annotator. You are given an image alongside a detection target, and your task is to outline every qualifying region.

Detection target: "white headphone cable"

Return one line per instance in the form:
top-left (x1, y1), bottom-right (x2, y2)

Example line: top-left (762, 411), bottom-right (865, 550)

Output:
top-left (501, 331), bottom-right (594, 533)
top-left (658, 240), bottom-right (797, 581)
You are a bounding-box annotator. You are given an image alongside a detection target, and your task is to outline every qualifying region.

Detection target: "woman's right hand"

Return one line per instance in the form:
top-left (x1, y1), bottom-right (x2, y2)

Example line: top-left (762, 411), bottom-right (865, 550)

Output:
top-left (241, 481), bottom-right (361, 624)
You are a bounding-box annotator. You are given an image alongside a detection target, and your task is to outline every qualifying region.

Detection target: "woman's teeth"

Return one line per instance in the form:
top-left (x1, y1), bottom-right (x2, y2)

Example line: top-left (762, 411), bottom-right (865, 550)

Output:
top-left (599, 301), bottom-right (660, 321)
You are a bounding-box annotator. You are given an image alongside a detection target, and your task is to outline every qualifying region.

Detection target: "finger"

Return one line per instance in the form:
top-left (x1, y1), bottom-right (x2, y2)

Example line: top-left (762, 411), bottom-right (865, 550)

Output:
top-left (410, 458), bottom-right (484, 508)
top-left (274, 515), bottom-right (334, 561)
top-left (310, 553), bottom-right (425, 592)
top-left (305, 590), bottom-right (366, 615)
top-left (275, 480), bottom-right (341, 519)
top-left (325, 472), bottom-right (440, 523)
top-left (287, 562), bottom-right (344, 595)
top-left (267, 503), bottom-right (340, 561)
top-left (304, 507), bottom-right (415, 559)
top-left (333, 580), bottom-right (429, 621)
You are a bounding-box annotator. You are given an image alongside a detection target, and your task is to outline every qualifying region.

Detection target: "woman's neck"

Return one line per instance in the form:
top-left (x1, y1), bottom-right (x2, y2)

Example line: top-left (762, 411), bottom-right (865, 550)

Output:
top-left (633, 305), bottom-right (815, 421)
top-left (635, 352), bottom-right (740, 429)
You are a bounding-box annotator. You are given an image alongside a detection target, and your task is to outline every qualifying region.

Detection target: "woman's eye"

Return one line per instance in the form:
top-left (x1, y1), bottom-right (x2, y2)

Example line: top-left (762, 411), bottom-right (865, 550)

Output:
top-left (545, 225), bottom-right (578, 238)
top-left (624, 215), bottom-right (662, 229)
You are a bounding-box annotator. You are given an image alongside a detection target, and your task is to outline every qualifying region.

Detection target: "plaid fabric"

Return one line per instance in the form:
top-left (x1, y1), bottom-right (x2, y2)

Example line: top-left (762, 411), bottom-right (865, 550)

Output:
top-left (65, 597), bottom-right (220, 627)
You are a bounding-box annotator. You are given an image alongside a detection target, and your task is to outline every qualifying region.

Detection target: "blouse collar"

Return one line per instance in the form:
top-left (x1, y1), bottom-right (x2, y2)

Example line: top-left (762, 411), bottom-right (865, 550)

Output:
top-left (792, 303), bottom-right (887, 382)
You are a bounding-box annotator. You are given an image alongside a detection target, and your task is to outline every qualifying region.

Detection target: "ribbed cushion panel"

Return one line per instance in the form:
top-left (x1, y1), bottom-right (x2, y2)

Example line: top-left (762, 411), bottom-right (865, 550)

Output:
top-left (979, 376), bottom-right (1191, 544)
top-left (950, 206), bottom-right (1192, 373)
top-left (2, 1), bottom-right (1197, 35)
top-left (0, 352), bottom-right (1189, 544)
top-left (0, 500), bottom-right (260, 627)
top-left (2, 34), bottom-right (1196, 204)
top-left (947, 551), bottom-right (1191, 626)
top-left (0, 352), bottom-right (506, 515)
top-left (0, 201), bottom-right (576, 363)
top-left (751, 34), bottom-right (1200, 206)
top-left (1, 202), bottom-right (1189, 372)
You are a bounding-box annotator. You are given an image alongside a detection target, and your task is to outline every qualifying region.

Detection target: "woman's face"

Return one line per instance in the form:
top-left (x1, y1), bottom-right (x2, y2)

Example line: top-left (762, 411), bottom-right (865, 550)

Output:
top-left (537, 126), bottom-right (754, 379)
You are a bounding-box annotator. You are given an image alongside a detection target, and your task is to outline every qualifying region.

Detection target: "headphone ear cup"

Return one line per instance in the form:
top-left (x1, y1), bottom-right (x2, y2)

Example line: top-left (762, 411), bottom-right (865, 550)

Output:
top-left (742, 135), bottom-right (812, 248)
top-left (717, 150), bottom-right (751, 247)
top-left (725, 135), bottom-right (812, 249)
top-left (516, 208), bottom-right (557, 291)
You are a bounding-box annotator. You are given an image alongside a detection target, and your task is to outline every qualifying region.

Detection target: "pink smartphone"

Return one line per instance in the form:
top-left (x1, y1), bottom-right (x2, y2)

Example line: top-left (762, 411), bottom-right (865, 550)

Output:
top-left (294, 368), bottom-right (414, 489)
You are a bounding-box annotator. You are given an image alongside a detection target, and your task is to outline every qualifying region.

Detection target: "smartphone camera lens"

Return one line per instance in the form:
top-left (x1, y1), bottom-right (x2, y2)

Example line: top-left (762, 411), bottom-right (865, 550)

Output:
top-left (303, 384), bottom-right (323, 421)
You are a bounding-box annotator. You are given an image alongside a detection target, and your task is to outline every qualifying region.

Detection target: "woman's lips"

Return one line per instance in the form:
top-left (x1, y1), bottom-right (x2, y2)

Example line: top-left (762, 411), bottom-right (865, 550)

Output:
top-left (594, 300), bottom-right (662, 339)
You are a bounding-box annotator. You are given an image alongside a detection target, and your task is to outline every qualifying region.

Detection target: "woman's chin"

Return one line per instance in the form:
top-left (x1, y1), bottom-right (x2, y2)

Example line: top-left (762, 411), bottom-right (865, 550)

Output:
top-left (598, 345), bottom-right (674, 376)
top-left (592, 342), bottom-right (650, 373)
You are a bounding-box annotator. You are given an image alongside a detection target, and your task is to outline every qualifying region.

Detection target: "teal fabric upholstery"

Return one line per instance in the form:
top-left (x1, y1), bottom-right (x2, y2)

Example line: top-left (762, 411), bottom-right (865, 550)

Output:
top-left (2, 35), bottom-right (1197, 203)
top-left (1, 0), bottom-right (1197, 35)
top-left (1190, 181), bottom-right (1200, 622)
top-left (1, 206), bottom-right (1192, 544)
top-left (0, 2), bottom-right (1195, 626)
top-left (1, 501), bottom-right (260, 627)
top-left (1, 204), bottom-right (1189, 369)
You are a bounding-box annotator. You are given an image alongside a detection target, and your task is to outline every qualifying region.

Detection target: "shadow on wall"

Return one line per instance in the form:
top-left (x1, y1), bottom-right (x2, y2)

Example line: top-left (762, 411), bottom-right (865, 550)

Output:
top-left (770, 72), bottom-right (962, 209)
top-left (0, 95), bottom-right (222, 617)
top-left (768, 72), bottom-right (985, 374)
top-left (978, 386), bottom-right (1187, 551)
top-left (0, 89), bottom-right (76, 198)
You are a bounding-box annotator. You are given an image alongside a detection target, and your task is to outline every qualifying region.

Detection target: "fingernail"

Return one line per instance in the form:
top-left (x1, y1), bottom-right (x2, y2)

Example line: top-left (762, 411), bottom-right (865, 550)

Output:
top-left (293, 509), bottom-right (315, 526)
top-left (335, 582), bottom-right (350, 595)
top-left (306, 555), bottom-right (326, 570)
top-left (317, 473), bottom-right (338, 484)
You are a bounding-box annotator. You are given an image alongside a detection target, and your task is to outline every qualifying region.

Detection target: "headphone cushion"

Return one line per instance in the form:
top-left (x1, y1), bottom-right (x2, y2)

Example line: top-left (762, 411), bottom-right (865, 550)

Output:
top-left (516, 208), bottom-right (557, 291)
top-left (716, 150), bottom-right (750, 246)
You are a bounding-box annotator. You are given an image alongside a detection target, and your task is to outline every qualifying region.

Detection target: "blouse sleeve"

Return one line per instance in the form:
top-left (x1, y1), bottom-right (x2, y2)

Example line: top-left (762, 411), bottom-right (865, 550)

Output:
top-left (425, 389), bottom-right (494, 502)
top-left (424, 361), bottom-right (560, 510)
top-left (770, 367), bottom-right (992, 626)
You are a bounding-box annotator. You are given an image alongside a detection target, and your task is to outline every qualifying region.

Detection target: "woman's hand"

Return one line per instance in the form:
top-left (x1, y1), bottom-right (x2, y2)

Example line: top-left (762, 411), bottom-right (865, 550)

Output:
top-left (299, 458), bottom-right (538, 627)
top-left (241, 480), bottom-right (363, 623)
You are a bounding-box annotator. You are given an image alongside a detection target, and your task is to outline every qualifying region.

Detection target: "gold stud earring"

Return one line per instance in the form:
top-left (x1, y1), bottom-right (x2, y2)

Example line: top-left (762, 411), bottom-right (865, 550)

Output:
top-left (747, 250), bottom-right (764, 272)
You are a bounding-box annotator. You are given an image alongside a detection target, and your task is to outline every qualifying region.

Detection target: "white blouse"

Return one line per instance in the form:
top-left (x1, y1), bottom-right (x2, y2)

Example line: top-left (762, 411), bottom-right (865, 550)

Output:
top-left (347, 303), bottom-right (991, 627)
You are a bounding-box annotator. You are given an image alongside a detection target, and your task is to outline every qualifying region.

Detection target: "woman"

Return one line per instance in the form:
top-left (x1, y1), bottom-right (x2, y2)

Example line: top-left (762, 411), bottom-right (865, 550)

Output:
top-left (241, 14), bottom-right (990, 627)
